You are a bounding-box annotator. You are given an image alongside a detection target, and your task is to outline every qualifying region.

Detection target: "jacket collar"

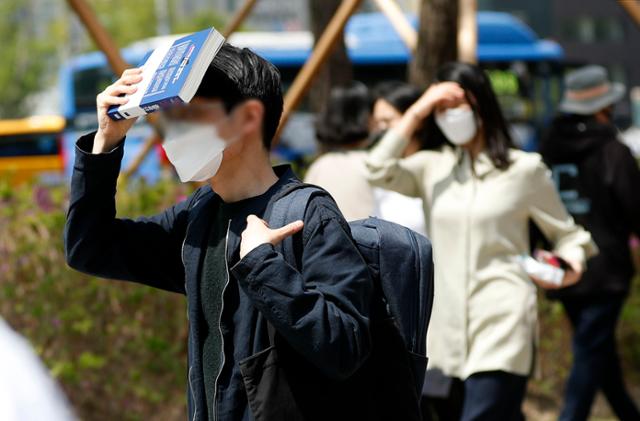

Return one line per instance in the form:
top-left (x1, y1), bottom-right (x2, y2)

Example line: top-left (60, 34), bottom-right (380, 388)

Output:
top-left (225, 165), bottom-right (300, 262)
top-left (186, 165), bottom-right (301, 265)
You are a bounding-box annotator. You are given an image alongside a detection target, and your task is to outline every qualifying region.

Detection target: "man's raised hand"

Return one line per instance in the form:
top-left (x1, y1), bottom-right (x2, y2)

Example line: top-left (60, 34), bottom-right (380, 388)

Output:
top-left (93, 68), bottom-right (143, 154)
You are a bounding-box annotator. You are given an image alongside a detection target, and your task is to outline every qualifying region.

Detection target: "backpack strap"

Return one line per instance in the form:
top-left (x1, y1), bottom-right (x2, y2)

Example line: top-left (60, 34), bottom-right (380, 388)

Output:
top-left (266, 183), bottom-right (329, 267)
top-left (263, 183), bottom-right (329, 347)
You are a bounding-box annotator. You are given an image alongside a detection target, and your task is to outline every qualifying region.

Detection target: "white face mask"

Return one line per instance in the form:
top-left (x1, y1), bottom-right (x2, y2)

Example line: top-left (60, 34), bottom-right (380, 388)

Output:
top-left (162, 122), bottom-right (231, 182)
top-left (435, 107), bottom-right (478, 146)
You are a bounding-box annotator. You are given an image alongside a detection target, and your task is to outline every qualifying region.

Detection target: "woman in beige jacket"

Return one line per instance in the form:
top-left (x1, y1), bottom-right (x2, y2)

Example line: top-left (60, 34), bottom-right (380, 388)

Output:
top-left (364, 62), bottom-right (597, 421)
top-left (304, 83), bottom-right (375, 221)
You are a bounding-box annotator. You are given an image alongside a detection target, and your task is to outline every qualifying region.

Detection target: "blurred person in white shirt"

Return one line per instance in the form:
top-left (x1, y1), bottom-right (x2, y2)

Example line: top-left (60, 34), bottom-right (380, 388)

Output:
top-left (0, 317), bottom-right (75, 421)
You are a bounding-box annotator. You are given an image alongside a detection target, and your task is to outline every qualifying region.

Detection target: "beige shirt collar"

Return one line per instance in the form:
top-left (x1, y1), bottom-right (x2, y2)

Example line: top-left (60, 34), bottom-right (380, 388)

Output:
top-left (452, 147), bottom-right (495, 179)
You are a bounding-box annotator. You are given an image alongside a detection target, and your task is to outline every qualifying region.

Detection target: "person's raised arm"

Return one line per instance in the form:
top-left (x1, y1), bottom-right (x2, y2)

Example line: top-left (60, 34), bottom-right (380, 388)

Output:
top-left (365, 82), bottom-right (464, 197)
top-left (93, 68), bottom-right (142, 153)
top-left (64, 68), bottom-right (195, 294)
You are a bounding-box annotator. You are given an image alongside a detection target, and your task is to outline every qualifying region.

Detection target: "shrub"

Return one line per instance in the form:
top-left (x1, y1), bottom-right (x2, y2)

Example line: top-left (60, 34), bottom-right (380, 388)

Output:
top-left (0, 177), bottom-right (192, 421)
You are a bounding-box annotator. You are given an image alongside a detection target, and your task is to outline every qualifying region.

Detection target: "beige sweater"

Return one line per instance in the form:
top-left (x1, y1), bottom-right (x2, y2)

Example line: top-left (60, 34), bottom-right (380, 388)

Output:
top-left (305, 151), bottom-right (375, 221)
top-left (365, 129), bottom-right (597, 379)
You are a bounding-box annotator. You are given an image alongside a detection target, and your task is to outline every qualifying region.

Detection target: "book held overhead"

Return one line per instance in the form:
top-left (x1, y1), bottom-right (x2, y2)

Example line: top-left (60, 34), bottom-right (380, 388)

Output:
top-left (108, 27), bottom-right (225, 121)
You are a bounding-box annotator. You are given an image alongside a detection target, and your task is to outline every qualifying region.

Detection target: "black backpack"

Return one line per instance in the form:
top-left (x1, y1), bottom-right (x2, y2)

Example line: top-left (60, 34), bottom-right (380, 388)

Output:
top-left (268, 183), bottom-right (435, 394)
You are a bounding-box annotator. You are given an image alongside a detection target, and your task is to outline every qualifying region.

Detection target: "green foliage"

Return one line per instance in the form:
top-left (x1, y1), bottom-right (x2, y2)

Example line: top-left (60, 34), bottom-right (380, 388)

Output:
top-left (80, 1), bottom-right (228, 58)
top-left (0, 177), bottom-right (193, 420)
top-left (0, 1), bottom-right (64, 118)
top-left (88, 0), bottom-right (158, 48)
top-left (0, 0), bottom-right (229, 118)
top-left (69, 0), bottom-right (228, 52)
top-left (171, 9), bottom-right (228, 35)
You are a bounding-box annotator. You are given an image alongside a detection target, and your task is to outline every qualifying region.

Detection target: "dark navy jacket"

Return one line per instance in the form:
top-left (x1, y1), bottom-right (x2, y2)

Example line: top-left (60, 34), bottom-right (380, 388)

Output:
top-left (64, 133), bottom-right (375, 421)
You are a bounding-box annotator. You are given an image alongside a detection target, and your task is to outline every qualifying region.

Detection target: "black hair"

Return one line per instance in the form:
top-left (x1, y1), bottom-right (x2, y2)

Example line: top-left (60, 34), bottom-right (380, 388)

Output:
top-left (425, 62), bottom-right (514, 169)
top-left (315, 82), bottom-right (373, 150)
top-left (372, 81), bottom-right (428, 150)
top-left (373, 81), bottom-right (422, 113)
top-left (195, 43), bottom-right (283, 149)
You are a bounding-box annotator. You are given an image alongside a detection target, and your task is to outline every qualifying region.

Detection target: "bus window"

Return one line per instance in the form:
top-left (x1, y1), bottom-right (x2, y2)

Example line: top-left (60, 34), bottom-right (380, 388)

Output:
top-left (0, 116), bottom-right (65, 185)
top-left (0, 134), bottom-right (59, 157)
top-left (73, 66), bottom-right (114, 115)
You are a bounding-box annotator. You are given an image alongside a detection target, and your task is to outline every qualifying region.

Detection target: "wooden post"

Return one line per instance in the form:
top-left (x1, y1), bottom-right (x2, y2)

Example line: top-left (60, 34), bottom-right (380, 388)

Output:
top-left (66, 0), bottom-right (129, 75)
top-left (619, 0), bottom-right (640, 27)
top-left (457, 0), bottom-right (477, 63)
top-left (66, 0), bottom-right (164, 180)
top-left (409, 0), bottom-right (458, 87)
top-left (223, 0), bottom-right (259, 37)
top-left (274, 0), bottom-right (364, 144)
top-left (372, 0), bottom-right (417, 51)
top-left (121, 132), bottom-right (162, 179)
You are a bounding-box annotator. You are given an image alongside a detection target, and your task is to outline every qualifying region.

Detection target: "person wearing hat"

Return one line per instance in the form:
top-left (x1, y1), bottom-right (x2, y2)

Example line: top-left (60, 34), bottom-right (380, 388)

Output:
top-left (539, 65), bottom-right (640, 421)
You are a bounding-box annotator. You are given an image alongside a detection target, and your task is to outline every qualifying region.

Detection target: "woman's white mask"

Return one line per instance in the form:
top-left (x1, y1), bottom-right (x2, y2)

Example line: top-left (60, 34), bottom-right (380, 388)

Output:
top-left (162, 122), bottom-right (234, 182)
top-left (435, 107), bottom-right (478, 146)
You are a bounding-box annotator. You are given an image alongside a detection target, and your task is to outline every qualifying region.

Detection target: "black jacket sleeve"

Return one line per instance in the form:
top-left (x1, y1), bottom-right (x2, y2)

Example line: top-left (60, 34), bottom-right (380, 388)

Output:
top-left (64, 132), bottom-right (196, 294)
top-left (230, 197), bottom-right (373, 380)
top-left (609, 142), bottom-right (640, 238)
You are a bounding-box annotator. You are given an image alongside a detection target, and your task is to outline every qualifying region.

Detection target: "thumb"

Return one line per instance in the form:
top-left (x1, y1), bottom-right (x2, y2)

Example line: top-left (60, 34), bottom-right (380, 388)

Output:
top-left (246, 214), bottom-right (268, 227)
top-left (270, 220), bottom-right (304, 245)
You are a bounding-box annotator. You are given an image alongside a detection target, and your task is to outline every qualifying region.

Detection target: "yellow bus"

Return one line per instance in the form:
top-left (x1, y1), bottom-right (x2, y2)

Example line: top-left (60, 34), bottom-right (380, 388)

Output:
top-left (0, 115), bottom-right (65, 184)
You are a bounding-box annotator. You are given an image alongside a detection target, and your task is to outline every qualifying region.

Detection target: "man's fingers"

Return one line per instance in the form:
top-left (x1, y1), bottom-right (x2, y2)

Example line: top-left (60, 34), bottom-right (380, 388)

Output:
top-left (246, 214), bottom-right (268, 227)
top-left (105, 84), bottom-right (138, 97)
top-left (114, 74), bottom-right (143, 87)
top-left (270, 220), bottom-right (304, 244)
top-left (97, 92), bottom-right (130, 107)
top-left (121, 68), bottom-right (143, 77)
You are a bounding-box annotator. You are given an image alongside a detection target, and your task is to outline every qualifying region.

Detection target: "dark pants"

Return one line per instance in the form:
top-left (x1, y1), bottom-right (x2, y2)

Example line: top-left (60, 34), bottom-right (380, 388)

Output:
top-left (422, 371), bottom-right (527, 421)
top-left (559, 295), bottom-right (640, 421)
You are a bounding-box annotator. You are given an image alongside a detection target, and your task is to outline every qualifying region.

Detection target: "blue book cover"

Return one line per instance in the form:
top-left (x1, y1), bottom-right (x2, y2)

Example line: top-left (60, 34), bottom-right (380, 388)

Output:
top-left (108, 27), bottom-right (225, 120)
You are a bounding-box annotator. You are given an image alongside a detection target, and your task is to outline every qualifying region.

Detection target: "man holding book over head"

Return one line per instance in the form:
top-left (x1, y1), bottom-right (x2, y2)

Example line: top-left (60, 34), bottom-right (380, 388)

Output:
top-left (64, 31), bottom-right (421, 421)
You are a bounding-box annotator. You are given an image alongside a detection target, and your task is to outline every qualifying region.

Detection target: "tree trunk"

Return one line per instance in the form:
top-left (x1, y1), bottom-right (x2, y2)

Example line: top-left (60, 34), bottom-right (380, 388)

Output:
top-left (409, 0), bottom-right (458, 88)
top-left (308, 0), bottom-right (353, 112)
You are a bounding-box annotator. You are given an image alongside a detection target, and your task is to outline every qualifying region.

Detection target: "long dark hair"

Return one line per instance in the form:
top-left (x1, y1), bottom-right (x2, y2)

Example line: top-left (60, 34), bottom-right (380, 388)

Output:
top-left (372, 81), bottom-right (431, 150)
top-left (424, 62), bottom-right (514, 170)
top-left (373, 81), bottom-right (422, 113)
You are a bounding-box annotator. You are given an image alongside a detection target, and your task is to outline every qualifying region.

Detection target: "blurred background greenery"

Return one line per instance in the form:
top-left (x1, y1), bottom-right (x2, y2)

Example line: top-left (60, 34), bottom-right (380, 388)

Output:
top-left (0, 179), bottom-right (193, 420)
top-left (0, 0), bottom-right (226, 119)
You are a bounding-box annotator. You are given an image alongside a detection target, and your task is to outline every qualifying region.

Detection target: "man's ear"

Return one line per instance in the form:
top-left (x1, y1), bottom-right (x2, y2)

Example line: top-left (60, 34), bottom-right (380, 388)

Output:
top-left (237, 99), bottom-right (264, 139)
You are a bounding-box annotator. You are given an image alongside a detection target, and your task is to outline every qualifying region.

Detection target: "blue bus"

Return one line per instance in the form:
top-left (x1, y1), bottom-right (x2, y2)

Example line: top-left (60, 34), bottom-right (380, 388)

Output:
top-left (59, 11), bottom-right (564, 179)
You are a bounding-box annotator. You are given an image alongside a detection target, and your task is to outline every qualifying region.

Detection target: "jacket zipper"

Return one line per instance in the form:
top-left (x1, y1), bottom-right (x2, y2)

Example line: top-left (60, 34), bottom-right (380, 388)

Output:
top-left (212, 219), bottom-right (232, 421)
top-left (188, 366), bottom-right (197, 421)
top-left (408, 231), bottom-right (421, 352)
top-left (182, 221), bottom-right (198, 421)
top-left (182, 221), bottom-right (192, 293)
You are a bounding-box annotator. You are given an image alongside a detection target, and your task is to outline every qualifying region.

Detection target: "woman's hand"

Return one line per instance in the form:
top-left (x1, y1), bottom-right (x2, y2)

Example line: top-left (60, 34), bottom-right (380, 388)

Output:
top-left (407, 82), bottom-right (467, 120)
top-left (93, 68), bottom-right (143, 154)
top-left (395, 82), bottom-right (466, 140)
top-left (530, 250), bottom-right (583, 290)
